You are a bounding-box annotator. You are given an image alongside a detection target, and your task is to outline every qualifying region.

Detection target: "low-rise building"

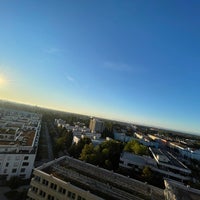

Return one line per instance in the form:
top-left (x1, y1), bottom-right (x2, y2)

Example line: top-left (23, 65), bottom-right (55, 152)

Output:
top-left (120, 148), bottom-right (191, 182)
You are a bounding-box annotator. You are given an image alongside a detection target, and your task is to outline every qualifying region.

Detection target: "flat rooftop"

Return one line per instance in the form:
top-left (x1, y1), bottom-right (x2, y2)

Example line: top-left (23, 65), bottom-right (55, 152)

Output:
top-left (151, 148), bottom-right (188, 170)
top-left (36, 156), bottom-right (164, 200)
top-left (0, 131), bottom-right (36, 146)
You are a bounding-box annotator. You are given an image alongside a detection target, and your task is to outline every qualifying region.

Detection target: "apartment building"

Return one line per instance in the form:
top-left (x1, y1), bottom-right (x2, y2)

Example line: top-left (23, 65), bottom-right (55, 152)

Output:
top-left (27, 156), bottom-right (164, 200)
top-left (89, 118), bottom-right (104, 133)
top-left (0, 108), bottom-right (41, 181)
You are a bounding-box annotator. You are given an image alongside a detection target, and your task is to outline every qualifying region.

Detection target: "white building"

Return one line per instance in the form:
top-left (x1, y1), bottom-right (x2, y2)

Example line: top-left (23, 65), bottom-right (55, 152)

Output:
top-left (169, 141), bottom-right (200, 161)
top-left (0, 108), bottom-right (41, 181)
top-left (120, 149), bottom-right (191, 182)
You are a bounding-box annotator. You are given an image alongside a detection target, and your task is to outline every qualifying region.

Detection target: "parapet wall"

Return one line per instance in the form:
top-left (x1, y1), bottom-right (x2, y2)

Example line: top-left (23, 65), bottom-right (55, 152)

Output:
top-left (164, 179), bottom-right (200, 200)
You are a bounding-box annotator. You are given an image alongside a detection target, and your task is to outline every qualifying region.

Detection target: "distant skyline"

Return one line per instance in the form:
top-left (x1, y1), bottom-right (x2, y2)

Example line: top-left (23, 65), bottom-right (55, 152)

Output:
top-left (0, 1), bottom-right (200, 135)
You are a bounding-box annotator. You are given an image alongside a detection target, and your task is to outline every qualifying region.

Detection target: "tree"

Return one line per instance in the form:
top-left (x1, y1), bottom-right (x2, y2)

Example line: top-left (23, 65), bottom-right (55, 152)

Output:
top-left (142, 166), bottom-right (153, 181)
top-left (65, 131), bottom-right (73, 150)
top-left (79, 139), bottom-right (122, 171)
top-left (124, 140), bottom-right (149, 156)
top-left (80, 143), bottom-right (95, 161)
top-left (55, 136), bottom-right (66, 152)
top-left (68, 137), bottom-right (91, 158)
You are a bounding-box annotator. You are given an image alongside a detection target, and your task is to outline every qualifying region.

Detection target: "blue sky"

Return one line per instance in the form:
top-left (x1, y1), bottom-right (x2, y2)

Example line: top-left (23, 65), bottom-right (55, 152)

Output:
top-left (0, 1), bottom-right (200, 134)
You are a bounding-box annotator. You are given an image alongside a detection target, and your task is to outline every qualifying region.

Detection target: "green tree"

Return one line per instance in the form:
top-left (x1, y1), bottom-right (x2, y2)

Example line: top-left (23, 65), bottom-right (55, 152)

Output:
top-left (124, 140), bottom-right (149, 156)
top-left (80, 143), bottom-right (95, 161)
top-left (65, 131), bottom-right (73, 150)
top-left (142, 166), bottom-right (153, 181)
top-left (79, 139), bottom-right (122, 170)
top-left (55, 136), bottom-right (66, 152)
top-left (68, 137), bottom-right (91, 158)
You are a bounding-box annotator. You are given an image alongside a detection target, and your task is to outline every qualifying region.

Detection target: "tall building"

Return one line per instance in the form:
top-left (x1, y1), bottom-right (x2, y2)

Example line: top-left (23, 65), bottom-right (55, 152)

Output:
top-left (0, 108), bottom-right (41, 181)
top-left (89, 118), bottom-right (104, 133)
top-left (27, 156), bottom-right (164, 200)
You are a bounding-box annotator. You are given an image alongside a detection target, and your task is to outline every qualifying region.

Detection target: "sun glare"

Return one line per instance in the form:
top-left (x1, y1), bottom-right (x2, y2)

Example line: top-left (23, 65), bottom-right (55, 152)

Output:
top-left (0, 75), bottom-right (7, 86)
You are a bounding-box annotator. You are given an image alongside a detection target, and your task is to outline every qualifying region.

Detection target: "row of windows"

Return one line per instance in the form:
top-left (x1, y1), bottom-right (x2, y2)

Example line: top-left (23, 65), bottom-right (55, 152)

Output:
top-left (12, 168), bottom-right (26, 173)
top-left (4, 168), bottom-right (25, 174)
top-left (37, 189), bottom-right (76, 200)
top-left (5, 162), bottom-right (29, 167)
top-left (30, 186), bottom-right (85, 200)
top-left (34, 177), bottom-right (86, 200)
top-left (0, 156), bottom-right (29, 163)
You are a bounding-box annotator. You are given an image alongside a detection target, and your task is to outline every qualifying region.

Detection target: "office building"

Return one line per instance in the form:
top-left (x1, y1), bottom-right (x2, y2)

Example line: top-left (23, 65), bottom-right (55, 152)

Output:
top-left (89, 118), bottom-right (104, 133)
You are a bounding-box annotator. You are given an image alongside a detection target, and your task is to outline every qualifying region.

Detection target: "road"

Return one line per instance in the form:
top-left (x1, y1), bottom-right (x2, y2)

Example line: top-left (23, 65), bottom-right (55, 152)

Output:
top-left (44, 122), bottom-right (54, 161)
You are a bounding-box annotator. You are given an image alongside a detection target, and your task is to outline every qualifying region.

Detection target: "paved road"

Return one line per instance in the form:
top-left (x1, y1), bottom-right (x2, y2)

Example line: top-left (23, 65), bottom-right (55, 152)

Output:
top-left (44, 122), bottom-right (54, 161)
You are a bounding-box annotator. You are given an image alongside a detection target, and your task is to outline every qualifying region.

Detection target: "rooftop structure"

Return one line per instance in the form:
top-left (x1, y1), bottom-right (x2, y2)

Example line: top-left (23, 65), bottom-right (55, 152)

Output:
top-left (27, 156), bottom-right (164, 200)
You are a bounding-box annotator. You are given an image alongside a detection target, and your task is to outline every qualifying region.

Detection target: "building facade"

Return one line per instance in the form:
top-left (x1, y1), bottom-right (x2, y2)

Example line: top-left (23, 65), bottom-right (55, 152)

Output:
top-left (0, 108), bottom-right (41, 181)
top-left (89, 118), bottom-right (104, 133)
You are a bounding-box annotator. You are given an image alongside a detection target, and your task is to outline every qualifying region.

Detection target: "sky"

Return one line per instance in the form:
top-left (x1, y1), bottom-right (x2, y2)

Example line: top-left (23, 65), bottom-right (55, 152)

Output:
top-left (0, 0), bottom-right (200, 134)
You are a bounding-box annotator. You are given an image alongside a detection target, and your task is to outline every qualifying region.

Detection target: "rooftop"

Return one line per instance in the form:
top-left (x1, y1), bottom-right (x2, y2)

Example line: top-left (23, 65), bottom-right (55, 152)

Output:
top-left (36, 156), bottom-right (164, 200)
top-left (150, 148), bottom-right (189, 170)
top-left (0, 131), bottom-right (36, 146)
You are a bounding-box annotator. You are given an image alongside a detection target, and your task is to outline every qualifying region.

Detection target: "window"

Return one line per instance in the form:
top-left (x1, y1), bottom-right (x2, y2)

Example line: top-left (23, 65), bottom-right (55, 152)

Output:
top-left (67, 191), bottom-right (72, 197)
top-left (24, 156), bottom-right (29, 160)
top-left (50, 183), bottom-right (57, 190)
top-left (39, 190), bottom-right (46, 198)
top-left (32, 186), bottom-right (38, 193)
top-left (4, 169), bottom-right (7, 174)
top-left (6, 162), bottom-right (9, 167)
top-left (22, 162), bottom-right (29, 166)
top-left (78, 196), bottom-right (86, 200)
top-left (47, 194), bottom-right (54, 200)
top-left (21, 168), bottom-right (25, 173)
top-left (34, 176), bottom-right (41, 182)
top-left (72, 193), bottom-right (76, 199)
top-left (67, 191), bottom-right (76, 199)
top-left (42, 179), bottom-right (49, 186)
top-left (12, 168), bottom-right (17, 173)
top-left (59, 187), bottom-right (66, 194)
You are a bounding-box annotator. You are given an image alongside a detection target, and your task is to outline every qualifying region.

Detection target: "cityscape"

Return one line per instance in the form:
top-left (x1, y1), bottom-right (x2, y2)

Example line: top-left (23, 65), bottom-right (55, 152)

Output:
top-left (1, 1), bottom-right (200, 200)
top-left (0, 100), bottom-right (199, 199)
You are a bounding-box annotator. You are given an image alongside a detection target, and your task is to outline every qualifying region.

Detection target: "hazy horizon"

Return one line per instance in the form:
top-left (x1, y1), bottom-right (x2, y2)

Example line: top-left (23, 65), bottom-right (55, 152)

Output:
top-left (0, 1), bottom-right (200, 135)
top-left (1, 98), bottom-right (199, 136)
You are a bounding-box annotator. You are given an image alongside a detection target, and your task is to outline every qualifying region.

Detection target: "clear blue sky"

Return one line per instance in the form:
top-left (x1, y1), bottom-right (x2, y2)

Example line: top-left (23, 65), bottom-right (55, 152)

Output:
top-left (0, 1), bottom-right (200, 134)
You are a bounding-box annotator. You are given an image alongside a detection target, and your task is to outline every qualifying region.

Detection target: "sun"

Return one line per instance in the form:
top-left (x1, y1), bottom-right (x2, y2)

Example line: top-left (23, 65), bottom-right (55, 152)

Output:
top-left (0, 75), bottom-right (7, 85)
